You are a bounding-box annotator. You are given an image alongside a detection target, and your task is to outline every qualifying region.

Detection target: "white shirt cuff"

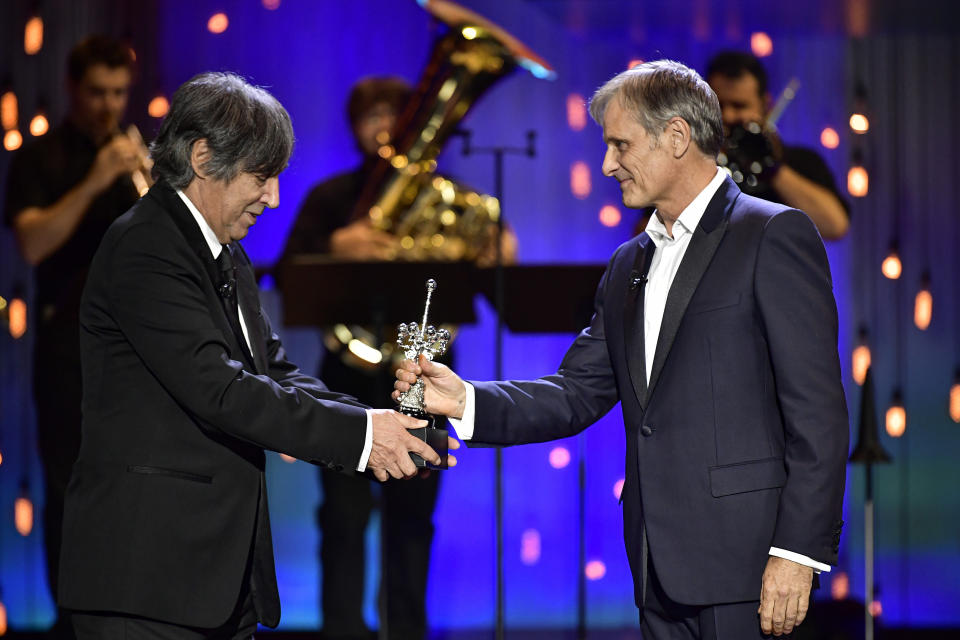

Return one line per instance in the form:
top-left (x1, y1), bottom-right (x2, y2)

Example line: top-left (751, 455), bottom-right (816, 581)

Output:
top-left (769, 547), bottom-right (831, 573)
top-left (356, 409), bottom-right (374, 471)
top-left (447, 382), bottom-right (475, 441)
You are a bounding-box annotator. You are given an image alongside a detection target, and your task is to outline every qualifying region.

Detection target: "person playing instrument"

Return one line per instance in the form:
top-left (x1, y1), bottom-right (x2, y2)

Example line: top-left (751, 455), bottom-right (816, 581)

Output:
top-left (282, 77), bottom-right (432, 640)
top-left (282, 75), bottom-right (514, 640)
top-left (395, 59), bottom-right (848, 640)
top-left (2, 35), bottom-right (147, 638)
top-left (706, 50), bottom-right (849, 240)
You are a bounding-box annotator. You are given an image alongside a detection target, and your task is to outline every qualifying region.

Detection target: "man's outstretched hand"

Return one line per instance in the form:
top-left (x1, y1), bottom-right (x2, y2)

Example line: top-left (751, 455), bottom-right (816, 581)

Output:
top-left (393, 354), bottom-right (468, 419)
top-left (367, 409), bottom-right (458, 481)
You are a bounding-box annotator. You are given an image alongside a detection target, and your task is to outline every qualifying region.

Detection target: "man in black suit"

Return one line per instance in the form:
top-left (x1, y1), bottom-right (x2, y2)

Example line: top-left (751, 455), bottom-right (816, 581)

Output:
top-left (395, 60), bottom-right (848, 639)
top-left (59, 72), bottom-right (449, 640)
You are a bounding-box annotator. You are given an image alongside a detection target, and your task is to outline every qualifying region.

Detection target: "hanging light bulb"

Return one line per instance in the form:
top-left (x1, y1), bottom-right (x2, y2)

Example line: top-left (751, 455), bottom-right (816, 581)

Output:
top-left (914, 270), bottom-right (932, 330)
top-left (0, 90), bottom-right (17, 130)
top-left (24, 15), bottom-right (43, 55)
top-left (949, 369), bottom-right (960, 424)
top-left (7, 296), bottom-right (26, 339)
top-left (852, 326), bottom-right (871, 385)
top-left (29, 109), bottom-right (49, 136)
top-left (885, 389), bottom-right (906, 437)
top-left (15, 481), bottom-right (34, 536)
top-left (849, 113), bottom-right (869, 133)
top-left (847, 149), bottom-right (868, 197)
top-left (3, 129), bottom-right (22, 151)
top-left (881, 242), bottom-right (901, 280)
top-left (0, 593), bottom-right (7, 636)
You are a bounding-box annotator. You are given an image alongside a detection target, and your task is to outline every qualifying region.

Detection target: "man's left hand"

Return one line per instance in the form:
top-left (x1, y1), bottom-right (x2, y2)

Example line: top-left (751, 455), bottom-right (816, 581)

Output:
top-left (758, 555), bottom-right (813, 636)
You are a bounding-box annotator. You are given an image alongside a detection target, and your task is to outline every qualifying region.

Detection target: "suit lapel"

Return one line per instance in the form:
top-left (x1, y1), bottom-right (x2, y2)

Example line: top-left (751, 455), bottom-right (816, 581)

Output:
top-left (623, 235), bottom-right (656, 408)
top-left (233, 246), bottom-right (268, 374)
top-left (644, 177), bottom-right (738, 404)
top-left (148, 182), bottom-right (262, 372)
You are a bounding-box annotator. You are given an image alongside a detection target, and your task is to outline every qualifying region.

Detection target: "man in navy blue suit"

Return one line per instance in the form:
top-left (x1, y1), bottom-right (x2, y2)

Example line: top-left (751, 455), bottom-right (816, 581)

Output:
top-left (395, 59), bottom-right (848, 639)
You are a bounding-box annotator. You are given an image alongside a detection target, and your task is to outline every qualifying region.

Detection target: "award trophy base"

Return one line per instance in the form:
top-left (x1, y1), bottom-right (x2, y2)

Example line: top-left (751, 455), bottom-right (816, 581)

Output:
top-left (401, 407), bottom-right (449, 470)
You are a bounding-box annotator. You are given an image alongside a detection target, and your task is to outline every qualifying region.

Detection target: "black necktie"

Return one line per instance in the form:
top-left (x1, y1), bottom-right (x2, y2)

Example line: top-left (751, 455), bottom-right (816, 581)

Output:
top-left (216, 244), bottom-right (249, 358)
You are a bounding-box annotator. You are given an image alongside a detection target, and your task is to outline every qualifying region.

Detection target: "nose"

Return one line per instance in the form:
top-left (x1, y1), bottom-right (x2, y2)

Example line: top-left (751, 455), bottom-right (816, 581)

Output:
top-left (601, 146), bottom-right (619, 177)
top-left (261, 177), bottom-right (279, 209)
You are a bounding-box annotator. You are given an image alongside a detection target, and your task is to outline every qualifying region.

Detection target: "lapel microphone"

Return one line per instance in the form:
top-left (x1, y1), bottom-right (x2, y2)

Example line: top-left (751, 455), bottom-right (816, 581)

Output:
top-left (629, 270), bottom-right (647, 291)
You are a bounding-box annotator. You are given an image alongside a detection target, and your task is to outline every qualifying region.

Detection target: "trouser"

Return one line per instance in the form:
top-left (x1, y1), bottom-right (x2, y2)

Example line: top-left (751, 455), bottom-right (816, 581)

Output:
top-left (71, 590), bottom-right (258, 640)
top-left (318, 467), bottom-right (440, 640)
top-left (640, 561), bottom-right (789, 640)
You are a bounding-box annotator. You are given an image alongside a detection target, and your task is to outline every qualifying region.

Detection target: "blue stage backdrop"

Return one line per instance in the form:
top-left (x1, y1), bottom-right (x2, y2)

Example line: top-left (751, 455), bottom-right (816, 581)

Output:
top-left (1, 0), bottom-right (959, 632)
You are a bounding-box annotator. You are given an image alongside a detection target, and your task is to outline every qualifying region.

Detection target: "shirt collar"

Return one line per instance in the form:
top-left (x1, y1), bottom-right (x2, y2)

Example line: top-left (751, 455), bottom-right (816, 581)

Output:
top-left (644, 166), bottom-right (727, 246)
top-left (176, 189), bottom-right (223, 259)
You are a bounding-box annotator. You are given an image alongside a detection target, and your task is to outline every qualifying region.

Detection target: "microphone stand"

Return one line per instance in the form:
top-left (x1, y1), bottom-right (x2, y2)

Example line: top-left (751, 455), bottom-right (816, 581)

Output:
top-left (459, 129), bottom-right (536, 640)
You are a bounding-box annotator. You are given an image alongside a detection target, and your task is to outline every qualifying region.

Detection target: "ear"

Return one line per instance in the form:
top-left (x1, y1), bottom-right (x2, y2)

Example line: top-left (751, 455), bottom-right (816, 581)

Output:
top-left (189, 139), bottom-right (211, 179)
top-left (666, 117), bottom-right (692, 158)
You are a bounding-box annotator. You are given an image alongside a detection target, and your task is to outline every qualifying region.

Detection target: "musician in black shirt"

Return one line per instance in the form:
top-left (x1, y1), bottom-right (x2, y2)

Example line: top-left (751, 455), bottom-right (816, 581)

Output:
top-left (706, 50), bottom-right (849, 240)
top-left (3, 36), bottom-right (141, 637)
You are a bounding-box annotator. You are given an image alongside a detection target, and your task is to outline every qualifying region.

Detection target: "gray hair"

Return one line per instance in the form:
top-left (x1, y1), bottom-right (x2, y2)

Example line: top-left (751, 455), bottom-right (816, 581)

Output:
top-left (588, 59), bottom-right (723, 157)
top-left (150, 72), bottom-right (294, 189)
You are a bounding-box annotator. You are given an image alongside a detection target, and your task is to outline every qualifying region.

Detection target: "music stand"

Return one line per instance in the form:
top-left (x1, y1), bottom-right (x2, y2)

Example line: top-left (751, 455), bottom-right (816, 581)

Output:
top-left (477, 263), bottom-right (606, 640)
top-left (277, 256), bottom-right (478, 639)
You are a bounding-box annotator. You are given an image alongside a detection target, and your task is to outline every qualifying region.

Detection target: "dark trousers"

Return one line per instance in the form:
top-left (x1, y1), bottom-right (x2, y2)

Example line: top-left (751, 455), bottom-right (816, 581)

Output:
top-left (641, 561), bottom-right (784, 640)
top-left (317, 349), bottom-right (441, 640)
top-left (318, 467), bottom-right (440, 640)
top-left (72, 589), bottom-right (258, 640)
top-left (35, 320), bottom-right (83, 639)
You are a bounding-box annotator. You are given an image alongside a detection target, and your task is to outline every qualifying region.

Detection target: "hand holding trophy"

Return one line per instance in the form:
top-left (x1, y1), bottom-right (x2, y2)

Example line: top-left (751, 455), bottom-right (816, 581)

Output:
top-left (396, 279), bottom-right (453, 469)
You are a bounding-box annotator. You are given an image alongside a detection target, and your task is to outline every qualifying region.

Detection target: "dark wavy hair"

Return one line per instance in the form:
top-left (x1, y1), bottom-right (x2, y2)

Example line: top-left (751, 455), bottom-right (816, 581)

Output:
top-left (150, 72), bottom-right (294, 189)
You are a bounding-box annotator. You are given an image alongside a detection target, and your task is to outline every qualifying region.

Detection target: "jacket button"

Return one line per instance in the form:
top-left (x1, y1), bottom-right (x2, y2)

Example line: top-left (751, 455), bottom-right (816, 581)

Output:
top-left (640, 425), bottom-right (654, 437)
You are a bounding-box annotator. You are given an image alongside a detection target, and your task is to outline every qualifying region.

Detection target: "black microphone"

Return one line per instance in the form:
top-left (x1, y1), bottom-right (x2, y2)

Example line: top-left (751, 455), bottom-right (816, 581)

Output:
top-left (629, 270), bottom-right (647, 291)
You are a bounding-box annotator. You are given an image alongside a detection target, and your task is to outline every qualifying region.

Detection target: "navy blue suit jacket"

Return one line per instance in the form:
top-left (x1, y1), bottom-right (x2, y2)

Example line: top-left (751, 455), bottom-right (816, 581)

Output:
top-left (471, 176), bottom-right (848, 608)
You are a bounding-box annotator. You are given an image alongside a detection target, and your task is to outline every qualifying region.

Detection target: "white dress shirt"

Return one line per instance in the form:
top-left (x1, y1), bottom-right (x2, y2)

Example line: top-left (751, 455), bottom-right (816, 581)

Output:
top-left (451, 167), bottom-right (828, 573)
top-left (177, 189), bottom-right (374, 471)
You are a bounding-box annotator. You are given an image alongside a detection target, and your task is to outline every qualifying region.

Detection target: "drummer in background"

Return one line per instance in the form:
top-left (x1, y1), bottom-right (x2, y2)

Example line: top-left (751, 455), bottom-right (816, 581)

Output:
top-left (3, 34), bottom-right (144, 639)
top-left (706, 50), bottom-right (849, 240)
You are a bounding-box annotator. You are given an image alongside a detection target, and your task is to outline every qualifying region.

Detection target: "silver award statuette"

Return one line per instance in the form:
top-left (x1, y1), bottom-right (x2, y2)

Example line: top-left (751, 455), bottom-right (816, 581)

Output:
top-left (397, 279), bottom-right (451, 469)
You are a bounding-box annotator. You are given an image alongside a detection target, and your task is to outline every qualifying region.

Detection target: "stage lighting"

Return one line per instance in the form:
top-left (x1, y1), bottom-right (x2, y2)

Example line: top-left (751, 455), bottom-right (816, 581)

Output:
top-left (598, 205), bottom-right (621, 228)
top-left (914, 272), bottom-right (932, 330)
top-left (520, 529), bottom-right (541, 565)
top-left (881, 245), bottom-right (901, 280)
top-left (850, 113), bottom-right (870, 133)
top-left (750, 32), bottom-right (773, 57)
top-left (24, 15), bottom-right (43, 55)
top-left (15, 484), bottom-right (33, 536)
top-left (3, 129), bottom-right (22, 152)
top-left (885, 390), bottom-right (906, 438)
top-left (570, 161), bottom-right (591, 199)
top-left (279, 454), bottom-right (296, 463)
top-left (29, 111), bottom-right (48, 136)
top-left (585, 560), bottom-right (607, 580)
top-left (566, 93), bottom-right (586, 131)
top-left (847, 165), bottom-right (868, 197)
top-left (148, 95), bottom-right (169, 118)
top-left (852, 327), bottom-right (871, 386)
top-left (1, 91), bottom-right (16, 130)
top-left (549, 446), bottom-right (570, 469)
top-left (820, 127), bottom-right (839, 149)
top-left (613, 478), bottom-right (624, 500)
top-left (208, 13), bottom-right (229, 34)
top-left (949, 371), bottom-right (960, 423)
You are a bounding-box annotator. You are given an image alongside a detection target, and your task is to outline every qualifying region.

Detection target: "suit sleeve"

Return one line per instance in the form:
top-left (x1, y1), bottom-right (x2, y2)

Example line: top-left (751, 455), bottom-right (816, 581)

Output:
top-left (470, 251), bottom-right (622, 446)
top-left (105, 221), bottom-right (369, 469)
top-left (755, 209), bottom-right (849, 565)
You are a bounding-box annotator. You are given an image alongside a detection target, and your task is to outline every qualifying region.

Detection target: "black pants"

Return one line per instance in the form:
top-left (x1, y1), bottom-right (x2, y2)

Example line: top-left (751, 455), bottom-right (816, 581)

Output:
top-left (318, 351), bottom-right (441, 640)
top-left (641, 561), bottom-right (786, 640)
top-left (71, 589), bottom-right (258, 640)
top-left (34, 320), bottom-right (83, 639)
top-left (318, 467), bottom-right (439, 640)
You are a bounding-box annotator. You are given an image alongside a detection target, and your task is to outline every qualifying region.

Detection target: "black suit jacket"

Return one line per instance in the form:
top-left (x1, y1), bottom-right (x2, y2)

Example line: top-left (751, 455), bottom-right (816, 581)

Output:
top-left (471, 176), bottom-right (848, 609)
top-left (59, 181), bottom-right (369, 628)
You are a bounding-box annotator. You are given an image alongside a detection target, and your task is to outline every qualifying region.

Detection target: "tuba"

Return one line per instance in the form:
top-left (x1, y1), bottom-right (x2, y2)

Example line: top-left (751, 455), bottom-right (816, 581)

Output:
top-left (324, 0), bottom-right (554, 371)
top-left (353, 0), bottom-right (554, 261)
